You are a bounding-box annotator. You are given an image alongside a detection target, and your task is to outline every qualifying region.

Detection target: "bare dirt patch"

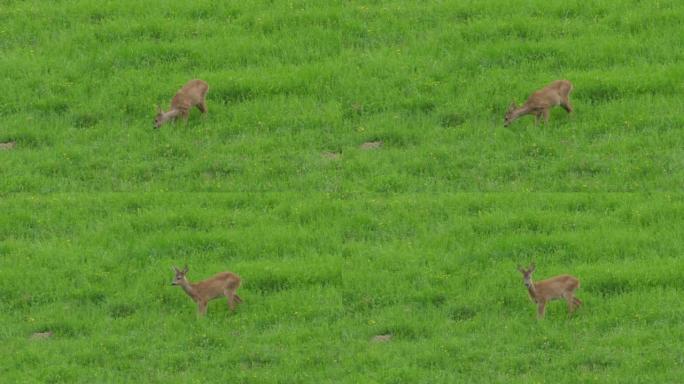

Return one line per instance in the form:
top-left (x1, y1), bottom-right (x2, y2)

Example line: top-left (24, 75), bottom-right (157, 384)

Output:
top-left (360, 141), bottom-right (383, 150)
top-left (321, 151), bottom-right (341, 160)
top-left (30, 331), bottom-right (53, 340)
top-left (0, 141), bottom-right (16, 150)
top-left (371, 334), bottom-right (392, 343)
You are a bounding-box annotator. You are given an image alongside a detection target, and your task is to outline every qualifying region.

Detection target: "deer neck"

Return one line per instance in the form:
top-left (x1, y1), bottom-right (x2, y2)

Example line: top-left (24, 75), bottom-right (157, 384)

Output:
top-left (162, 109), bottom-right (181, 121)
top-left (525, 281), bottom-right (539, 301)
top-left (179, 280), bottom-right (200, 301)
top-left (512, 104), bottom-right (534, 119)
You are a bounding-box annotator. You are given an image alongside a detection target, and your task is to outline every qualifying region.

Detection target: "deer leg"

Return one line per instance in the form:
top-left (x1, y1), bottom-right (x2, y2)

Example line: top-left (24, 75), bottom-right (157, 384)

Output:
top-left (536, 301), bottom-right (546, 319)
top-left (198, 300), bottom-right (208, 316)
top-left (197, 102), bottom-right (207, 114)
top-left (565, 294), bottom-right (576, 314)
top-left (224, 289), bottom-right (236, 311)
top-left (234, 294), bottom-right (243, 303)
top-left (541, 109), bottom-right (550, 124)
top-left (561, 97), bottom-right (573, 113)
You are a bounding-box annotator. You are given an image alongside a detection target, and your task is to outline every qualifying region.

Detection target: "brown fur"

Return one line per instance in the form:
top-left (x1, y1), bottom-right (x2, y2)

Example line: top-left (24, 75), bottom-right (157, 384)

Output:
top-left (154, 79), bottom-right (209, 128)
top-left (517, 263), bottom-right (581, 319)
top-left (504, 80), bottom-right (573, 127)
top-left (171, 265), bottom-right (242, 316)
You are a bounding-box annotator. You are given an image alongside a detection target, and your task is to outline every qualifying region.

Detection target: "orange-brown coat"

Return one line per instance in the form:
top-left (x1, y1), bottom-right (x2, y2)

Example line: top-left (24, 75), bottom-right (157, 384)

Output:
top-left (171, 266), bottom-right (241, 316)
top-left (518, 264), bottom-right (581, 319)
top-left (154, 79), bottom-right (209, 128)
top-left (504, 80), bottom-right (573, 127)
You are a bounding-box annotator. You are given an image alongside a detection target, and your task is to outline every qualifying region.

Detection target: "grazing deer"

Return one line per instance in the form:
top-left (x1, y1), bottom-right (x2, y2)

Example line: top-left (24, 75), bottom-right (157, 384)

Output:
top-left (171, 265), bottom-right (242, 316)
top-left (517, 263), bottom-right (581, 319)
top-left (154, 79), bottom-right (209, 128)
top-left (504, 80), bottom-right (573, 127)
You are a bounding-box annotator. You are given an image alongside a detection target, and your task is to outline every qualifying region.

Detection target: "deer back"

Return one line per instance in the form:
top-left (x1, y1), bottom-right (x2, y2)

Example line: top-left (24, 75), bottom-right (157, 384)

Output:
top-left (525, 80), bottom-right (572, 109)
top-left (533, 274), bottom-right (579, 300)
top-left (171, 79), bottom-right (209, 110)
top-left (193, 272), bottom-right (240, 300)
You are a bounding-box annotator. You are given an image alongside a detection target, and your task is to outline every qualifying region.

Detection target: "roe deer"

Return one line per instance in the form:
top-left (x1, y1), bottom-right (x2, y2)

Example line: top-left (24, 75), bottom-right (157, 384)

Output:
top-left (504, 80), bottom-right (573, 127)
top-left (517, 263), bottom-right (581, 319)
top-left (171, 265), bottom-right (242, 316)
top-left (154, 79), bottom-right (209, 128)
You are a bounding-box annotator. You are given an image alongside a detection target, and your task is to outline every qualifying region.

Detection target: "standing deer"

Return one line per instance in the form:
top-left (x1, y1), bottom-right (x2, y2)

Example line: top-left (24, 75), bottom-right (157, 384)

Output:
top-left (517, 263), bottom-right (581, 319)
top-left (154, 79), bottom-right (209, 128)
top-left (504, 80), bottom-right (573, 127)
top-left (171, 265), bottom-right (242, 316)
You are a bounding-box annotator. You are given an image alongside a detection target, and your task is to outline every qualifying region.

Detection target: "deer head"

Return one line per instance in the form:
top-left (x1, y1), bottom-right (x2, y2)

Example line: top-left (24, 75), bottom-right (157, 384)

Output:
top-left (517, 263), bottom-right (536, 288)
top-left (504, 100), bottom-right (519, 127)
top-left (154, 105), bottom-right (165, 128)
top-left (171, 265), bottom-right (189, 286)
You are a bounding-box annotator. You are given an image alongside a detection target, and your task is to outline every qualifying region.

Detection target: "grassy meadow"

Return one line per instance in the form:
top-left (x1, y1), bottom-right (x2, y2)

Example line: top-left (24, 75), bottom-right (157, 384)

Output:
top-left (1, 0), bottom-right (683, 382)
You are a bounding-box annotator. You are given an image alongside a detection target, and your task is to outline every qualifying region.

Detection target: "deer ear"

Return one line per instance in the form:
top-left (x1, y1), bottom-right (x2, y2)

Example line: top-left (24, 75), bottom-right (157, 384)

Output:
top-left (156, 105), bottom-right (162, 114)
top-left (183, 265), bottom-right (189, 273)
top-left (529, 263), bottom-right (536, 272)
top-left (517, 265), bottom-right (524, 273)
top-left (173, 266), bottom-right (180, 273)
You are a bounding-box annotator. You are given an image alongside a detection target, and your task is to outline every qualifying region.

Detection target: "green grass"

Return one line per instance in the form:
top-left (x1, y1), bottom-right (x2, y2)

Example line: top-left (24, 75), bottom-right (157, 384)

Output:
top-left (2, 194), bottom-right (683, 382)
top-left (1, 0), bottom-right (683, 382)
top-left (1, 0), bottom-right (683, 192)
